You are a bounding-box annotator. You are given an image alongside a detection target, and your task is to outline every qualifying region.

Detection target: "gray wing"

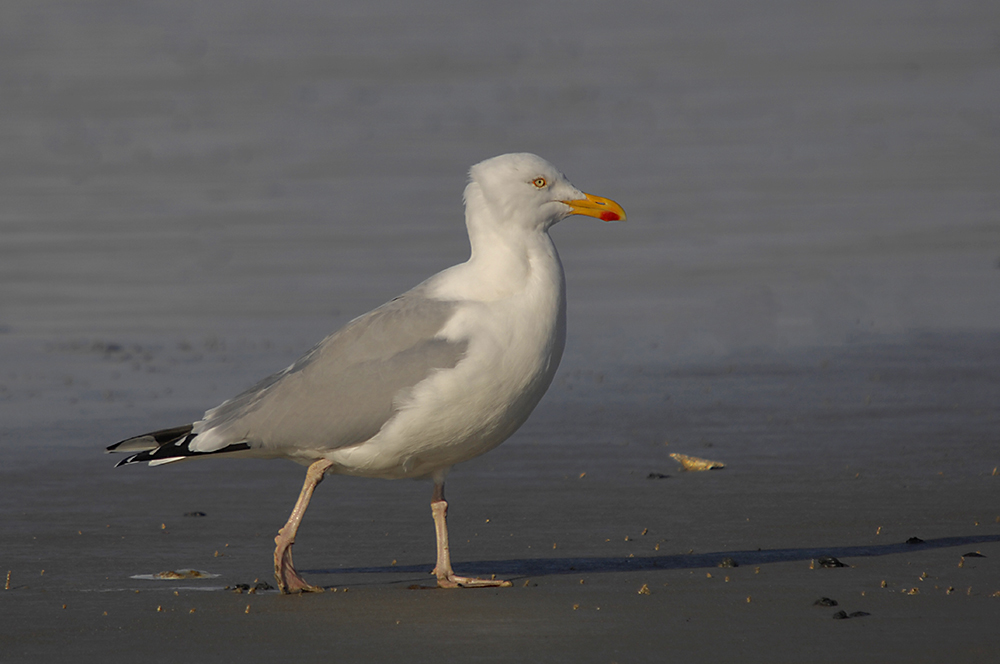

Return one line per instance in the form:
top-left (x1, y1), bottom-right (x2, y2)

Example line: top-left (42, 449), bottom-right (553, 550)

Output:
top-left (192, 288), bottom-right (465, 454)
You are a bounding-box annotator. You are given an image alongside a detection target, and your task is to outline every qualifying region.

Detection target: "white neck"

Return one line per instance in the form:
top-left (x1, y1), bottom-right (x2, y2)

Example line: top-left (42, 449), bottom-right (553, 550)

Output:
top-left (430, 182), bottom-right (565, 304)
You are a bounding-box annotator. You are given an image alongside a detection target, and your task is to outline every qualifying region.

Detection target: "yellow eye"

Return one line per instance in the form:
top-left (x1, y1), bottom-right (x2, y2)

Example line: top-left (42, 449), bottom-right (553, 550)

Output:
top-left (532, 177), bottom-right (547, 189)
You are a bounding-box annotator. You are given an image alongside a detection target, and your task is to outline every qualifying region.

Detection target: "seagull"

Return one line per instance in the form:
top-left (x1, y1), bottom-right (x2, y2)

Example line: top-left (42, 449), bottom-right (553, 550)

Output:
top-left (108, 153), bottom-right (625, 593)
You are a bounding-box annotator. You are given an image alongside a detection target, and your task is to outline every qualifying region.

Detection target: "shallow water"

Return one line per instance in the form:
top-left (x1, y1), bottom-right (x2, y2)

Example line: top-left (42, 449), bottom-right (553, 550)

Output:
top-left (3, 0), bottom-right (998, 347)
top-left (2, 1), bottom-right (999, 661)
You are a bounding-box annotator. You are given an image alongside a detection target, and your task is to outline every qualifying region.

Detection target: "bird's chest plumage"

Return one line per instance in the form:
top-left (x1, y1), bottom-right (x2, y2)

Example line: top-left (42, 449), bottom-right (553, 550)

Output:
top-left (460, 274), bottom-right (566, 428)
top-left (332, 253), bottom-right (566, 479)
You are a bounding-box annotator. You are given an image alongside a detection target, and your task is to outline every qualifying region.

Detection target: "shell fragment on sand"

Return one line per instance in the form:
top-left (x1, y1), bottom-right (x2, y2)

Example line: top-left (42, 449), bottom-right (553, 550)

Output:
top-left (670, 453), bottom-right (725, 471)
top-left (130, 569), bottom-right (220, 580)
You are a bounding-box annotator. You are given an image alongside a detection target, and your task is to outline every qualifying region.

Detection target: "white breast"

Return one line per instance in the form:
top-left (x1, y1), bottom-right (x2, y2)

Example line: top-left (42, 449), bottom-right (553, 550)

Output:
top-left (326, 233), bottom-right (567, 479)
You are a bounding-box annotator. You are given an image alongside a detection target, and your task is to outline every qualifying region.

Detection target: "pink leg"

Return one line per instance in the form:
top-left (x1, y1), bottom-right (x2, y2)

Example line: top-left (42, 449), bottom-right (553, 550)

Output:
top-left (431, 479), bottom-right (512, 589)
top-left (274, 458), bottom-right (334, 594)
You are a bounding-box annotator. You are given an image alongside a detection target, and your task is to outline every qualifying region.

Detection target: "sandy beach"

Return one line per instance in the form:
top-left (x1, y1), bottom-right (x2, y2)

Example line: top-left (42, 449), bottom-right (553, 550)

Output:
top-left (2, 1), bottom-right (999, 661)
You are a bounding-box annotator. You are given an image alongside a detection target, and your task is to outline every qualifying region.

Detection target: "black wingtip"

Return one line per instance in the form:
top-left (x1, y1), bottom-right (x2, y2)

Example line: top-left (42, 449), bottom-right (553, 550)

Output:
top-left (112, 435), bottom-right (197, 466)
top-left (115, 454), bottom-right (140, 468)
top-left (110, 431), bottom-right (252, 467)
top-left (107, 424), bottom-right (195, 457)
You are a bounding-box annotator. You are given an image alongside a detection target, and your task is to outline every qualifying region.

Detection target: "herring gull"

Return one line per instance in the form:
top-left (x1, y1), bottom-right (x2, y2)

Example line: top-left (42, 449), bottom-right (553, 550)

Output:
top-left (108, 152), bottom-right (626, 592)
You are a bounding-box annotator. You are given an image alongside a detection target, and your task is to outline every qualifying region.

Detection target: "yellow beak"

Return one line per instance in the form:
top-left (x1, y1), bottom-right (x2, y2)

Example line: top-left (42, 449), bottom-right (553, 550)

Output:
top-left (562, 192), bottom-right (626, 222)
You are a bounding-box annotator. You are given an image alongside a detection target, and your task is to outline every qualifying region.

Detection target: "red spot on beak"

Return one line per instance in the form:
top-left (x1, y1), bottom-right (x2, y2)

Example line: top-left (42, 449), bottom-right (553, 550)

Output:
top-left (599, 211), bottom-right (620, 222)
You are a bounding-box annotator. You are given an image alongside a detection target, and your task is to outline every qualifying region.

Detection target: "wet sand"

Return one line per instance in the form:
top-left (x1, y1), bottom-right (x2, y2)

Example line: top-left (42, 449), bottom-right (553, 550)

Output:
top-left (3, 1), bottom-right (1000, 662)
top-left (4, 333), bottom-right (998, 662)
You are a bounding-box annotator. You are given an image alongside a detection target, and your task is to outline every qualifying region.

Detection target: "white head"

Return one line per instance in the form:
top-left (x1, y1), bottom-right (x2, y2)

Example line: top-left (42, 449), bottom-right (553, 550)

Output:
top-left (464, 153), bottom-right (625, 234)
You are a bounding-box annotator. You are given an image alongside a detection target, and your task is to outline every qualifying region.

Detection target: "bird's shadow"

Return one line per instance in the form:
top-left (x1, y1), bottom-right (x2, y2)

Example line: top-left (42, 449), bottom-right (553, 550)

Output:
top-left (303, 533), bottom-right (999, 584)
